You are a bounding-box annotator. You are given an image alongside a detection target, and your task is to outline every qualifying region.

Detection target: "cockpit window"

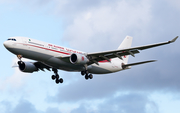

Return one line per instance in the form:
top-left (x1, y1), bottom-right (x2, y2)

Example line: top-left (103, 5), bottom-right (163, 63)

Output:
top-left (7, 38), bottom-right (16, 41)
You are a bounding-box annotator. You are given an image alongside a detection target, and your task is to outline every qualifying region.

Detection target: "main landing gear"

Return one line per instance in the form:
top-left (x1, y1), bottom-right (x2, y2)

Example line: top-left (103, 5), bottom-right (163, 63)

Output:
top-left (51, 68), bottom-right (63, 84)
top-left (81, 70), bottom-right (93, 80)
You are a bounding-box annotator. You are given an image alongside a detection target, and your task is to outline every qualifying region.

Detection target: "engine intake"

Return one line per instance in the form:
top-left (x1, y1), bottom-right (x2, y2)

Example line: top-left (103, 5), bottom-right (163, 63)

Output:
top-left (70, 53), bottom-right (89, 65)
top-left (18, 61), bottom-right (38, 73)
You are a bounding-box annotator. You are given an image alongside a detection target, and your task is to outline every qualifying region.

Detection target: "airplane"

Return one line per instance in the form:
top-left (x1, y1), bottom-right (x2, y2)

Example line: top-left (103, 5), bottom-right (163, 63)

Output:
top-left (3, 36), bottom-right (178, 84)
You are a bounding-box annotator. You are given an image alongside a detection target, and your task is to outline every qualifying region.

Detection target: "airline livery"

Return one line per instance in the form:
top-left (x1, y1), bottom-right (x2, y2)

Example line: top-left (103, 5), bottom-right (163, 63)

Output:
top-left (3, 36), bottom-right (178, 84)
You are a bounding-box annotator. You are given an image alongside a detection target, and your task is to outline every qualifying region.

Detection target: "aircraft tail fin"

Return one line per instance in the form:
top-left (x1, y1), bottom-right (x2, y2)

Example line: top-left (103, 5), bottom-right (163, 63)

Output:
top-left (118, 36), bottom-right (133, 64)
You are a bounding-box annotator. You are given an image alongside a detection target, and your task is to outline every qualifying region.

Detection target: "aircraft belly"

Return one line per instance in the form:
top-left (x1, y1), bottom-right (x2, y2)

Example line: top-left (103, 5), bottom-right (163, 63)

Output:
top-left (5, 47), bottom-right (51, 61)
top-left (45, 57), bottom-right (85, 71)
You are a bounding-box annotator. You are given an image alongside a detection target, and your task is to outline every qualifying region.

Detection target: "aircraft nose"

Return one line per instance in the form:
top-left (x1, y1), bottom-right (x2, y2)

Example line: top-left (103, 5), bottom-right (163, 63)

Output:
top-left (3, 41), bottom-right (10, 48)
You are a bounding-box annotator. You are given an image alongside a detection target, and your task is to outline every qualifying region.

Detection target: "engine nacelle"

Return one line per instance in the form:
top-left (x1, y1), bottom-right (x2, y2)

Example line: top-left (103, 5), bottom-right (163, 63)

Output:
top-left (18, 61), bottom-right (38, 73)
top-left (70, 53), bottom-right (89, 65)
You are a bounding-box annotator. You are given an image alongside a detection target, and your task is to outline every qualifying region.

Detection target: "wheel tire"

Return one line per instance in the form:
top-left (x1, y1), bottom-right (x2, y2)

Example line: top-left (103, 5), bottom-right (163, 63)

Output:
top-left (51, 75), bottom-right (56, 80)
top-left (89, 74), bottom-right (93, 79)
top-left (59, 78), bottom-right (63, 83)
top-left (81, 71), bottom-right (85, 76)
top-left (55, 79), bottom-right (59, 84)
top-left (85, 75), bottom-right (89, 80)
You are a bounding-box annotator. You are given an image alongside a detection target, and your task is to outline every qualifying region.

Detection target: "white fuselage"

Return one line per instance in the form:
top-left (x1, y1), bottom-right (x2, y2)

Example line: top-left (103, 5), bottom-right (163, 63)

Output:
top-left (4, 37), bottom-right (125, 74)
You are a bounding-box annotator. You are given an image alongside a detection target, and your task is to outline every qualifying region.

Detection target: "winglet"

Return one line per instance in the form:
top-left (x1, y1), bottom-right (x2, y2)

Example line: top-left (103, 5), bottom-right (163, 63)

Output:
top-left (170, 36), bottom-right (178, 43)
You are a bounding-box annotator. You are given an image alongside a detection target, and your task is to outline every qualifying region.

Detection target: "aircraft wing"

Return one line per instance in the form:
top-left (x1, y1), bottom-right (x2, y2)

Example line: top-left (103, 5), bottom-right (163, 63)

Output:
top-left (87, 36), bottom-right (178, 65)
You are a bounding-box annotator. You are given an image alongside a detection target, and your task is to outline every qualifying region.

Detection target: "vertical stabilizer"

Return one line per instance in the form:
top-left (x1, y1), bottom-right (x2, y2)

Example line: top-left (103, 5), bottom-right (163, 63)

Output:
top-left (118, 36), bottom-right (133, 64)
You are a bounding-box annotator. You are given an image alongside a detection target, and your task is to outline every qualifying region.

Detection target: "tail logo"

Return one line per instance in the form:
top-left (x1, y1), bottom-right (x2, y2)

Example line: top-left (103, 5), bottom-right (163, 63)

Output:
top-left (122, 51), bottom-right (126, 58)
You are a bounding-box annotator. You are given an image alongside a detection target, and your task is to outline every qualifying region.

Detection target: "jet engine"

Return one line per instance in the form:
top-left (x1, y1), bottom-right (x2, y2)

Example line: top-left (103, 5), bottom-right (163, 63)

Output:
top-left (70, 53), bottom-right (89, 65)
top-left (18, 61), bottom-right (38, 73)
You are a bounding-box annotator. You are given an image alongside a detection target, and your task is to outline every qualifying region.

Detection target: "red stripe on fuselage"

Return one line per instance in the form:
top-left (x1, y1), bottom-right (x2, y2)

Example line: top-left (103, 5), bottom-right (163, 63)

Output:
top-left (18, 43), bottom-right (71, 55)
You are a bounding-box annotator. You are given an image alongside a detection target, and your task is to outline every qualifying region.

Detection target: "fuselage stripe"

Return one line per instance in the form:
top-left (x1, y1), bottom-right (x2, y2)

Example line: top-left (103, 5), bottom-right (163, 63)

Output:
top-left (18, 43), bottom-right (71, 55)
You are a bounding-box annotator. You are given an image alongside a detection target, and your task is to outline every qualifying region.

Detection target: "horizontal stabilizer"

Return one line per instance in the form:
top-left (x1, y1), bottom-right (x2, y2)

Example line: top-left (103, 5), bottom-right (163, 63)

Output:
top-left (122, 60), bottom-right (156, 69)
top-left (170, 36), bottom-right (178, 43)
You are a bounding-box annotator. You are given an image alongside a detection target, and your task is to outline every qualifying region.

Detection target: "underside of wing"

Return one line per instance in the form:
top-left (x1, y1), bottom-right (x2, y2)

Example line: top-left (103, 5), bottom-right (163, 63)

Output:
top-left (34, 62), bottom-right (52, 71)
top-left (55, 55), bottom-right (71, 63)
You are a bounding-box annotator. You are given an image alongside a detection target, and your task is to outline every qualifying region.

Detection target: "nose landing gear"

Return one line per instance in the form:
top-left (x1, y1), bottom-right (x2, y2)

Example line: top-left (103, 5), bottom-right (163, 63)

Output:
top-left (17, 55), bottom-right (22, 61)
top-left (52, 68), bottom-right (63, 84)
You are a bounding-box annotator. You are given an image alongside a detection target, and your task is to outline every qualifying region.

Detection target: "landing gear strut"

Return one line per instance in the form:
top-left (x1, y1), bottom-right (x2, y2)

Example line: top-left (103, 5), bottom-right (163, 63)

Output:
top-left (81, 70), bottom-right (93, 80)
top-left (17, 55), bottom-right (22, 61)
top-left (52, 68), bottom-right (63, 84)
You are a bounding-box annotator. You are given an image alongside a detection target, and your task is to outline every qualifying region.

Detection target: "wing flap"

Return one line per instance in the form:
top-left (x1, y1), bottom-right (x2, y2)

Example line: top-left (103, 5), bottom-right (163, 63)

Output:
top-left (34, 62), bottom-right (52, 71)
top-left (87, 49), bottom-right (140, 65)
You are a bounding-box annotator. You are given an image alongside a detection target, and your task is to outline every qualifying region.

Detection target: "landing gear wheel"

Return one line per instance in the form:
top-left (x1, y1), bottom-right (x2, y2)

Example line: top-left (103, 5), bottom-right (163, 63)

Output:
top-left (51, 75), bottom-right (56, 80)
top-left (59, 78), bottom-right (63, 83)
top-left (89, 74), bottom-right (93, 79)
top-left (52, 68), bottom-right (64, 84)
top-left (55, 79), bottom-right (60, 84)
top-left (85, 75), bottom-right (89, 80)
top-left (81, 71), bottom-right (85, 76)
